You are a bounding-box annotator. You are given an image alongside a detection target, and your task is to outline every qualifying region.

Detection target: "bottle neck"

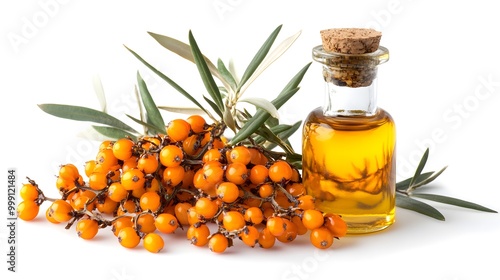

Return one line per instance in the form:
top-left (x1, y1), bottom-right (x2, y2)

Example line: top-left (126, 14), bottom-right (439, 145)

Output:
top-left (322, 67), bottom-right (378, 117)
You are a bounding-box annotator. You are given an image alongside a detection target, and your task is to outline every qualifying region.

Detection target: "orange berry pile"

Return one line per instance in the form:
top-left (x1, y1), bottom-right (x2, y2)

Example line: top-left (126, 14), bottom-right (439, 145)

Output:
top-left (17, 115), bottom-right (347, 253)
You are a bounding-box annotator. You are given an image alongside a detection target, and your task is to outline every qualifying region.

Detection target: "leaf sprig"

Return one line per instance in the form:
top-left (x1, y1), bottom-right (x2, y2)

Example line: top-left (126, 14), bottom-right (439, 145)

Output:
top-left (396, 148), bottom-right (497, 220)
top-left (37, 25), bottom-right (496, 220)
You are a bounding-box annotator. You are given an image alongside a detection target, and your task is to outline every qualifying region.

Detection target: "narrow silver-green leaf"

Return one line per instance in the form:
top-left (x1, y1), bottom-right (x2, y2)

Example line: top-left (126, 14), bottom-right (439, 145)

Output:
top-left (238, 97), bottom-right (280, 119)
top-left (408, 148), bottom-right (430, 188)
top-left (229, 62), bottom-right (310, 145)
top-left (126, 114), bottom-right (164, 135)
top-left (254, 126), bottom-right (295, 155)
top-left (237, 25), bottom-right (282, 91)
top-left (396, 171), bottom-right (435, 191)
top-left (158, 106), bottom-right (206, 115)
top-left (137, 71), bottom-right (166, 134)
top-left (238, 29), bottom-right (301, 97)
top-left (189, 30), bottom-right (224, 112)
top-left (124, 45), bottom-right (216, 121)
top-left (411, 193), bottom-right (497, 213)
top-left (92, 126), bottom-right (137, 141)
top-left (265, 120), bottom-right (302, 151)
top-left (409, 166), bottom-right (448, 190)
top-left (92, 75), bottom-right (107, 113)
top-left (38, 103), bottom-right (139, 134)
top-left (396, 193), bottom-right (445, 221)
top-left (223, 104), bottom-right (236, 133)
top-left (147, 31), bottom-right (232, 91)
top-left (203, 96), bottom-right (223, 119)
top-left (217, 58), bottom-right (237, 92)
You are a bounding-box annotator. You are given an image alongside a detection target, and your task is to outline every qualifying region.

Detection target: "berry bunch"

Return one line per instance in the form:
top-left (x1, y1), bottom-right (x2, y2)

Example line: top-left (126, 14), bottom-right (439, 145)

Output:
top-left (17, 115), bottom-right (346, 253)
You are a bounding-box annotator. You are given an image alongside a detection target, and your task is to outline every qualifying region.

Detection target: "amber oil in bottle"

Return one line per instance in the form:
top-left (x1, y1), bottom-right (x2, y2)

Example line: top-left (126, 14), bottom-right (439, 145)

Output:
top-left (302, 29), bottom-right (396, 234)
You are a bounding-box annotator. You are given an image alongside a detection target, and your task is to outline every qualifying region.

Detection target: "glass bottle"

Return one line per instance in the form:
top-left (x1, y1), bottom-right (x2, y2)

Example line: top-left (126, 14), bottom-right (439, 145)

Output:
top-left (302, 43), bottom-right (396, 234)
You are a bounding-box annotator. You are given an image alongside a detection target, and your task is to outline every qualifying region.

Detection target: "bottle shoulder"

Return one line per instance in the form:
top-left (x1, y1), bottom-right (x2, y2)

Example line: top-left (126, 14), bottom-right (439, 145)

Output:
top-left (305, 107), bottom-right (395, 131)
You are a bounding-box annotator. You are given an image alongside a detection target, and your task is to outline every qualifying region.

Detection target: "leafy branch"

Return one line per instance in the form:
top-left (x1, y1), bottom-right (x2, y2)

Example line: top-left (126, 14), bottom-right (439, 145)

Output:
top-left (395, 148), bottom-right (497, 220)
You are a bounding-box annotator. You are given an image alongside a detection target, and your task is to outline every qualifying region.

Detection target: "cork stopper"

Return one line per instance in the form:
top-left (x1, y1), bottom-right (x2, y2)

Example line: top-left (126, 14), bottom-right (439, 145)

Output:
top-left (314, 28), bottom-right (386, 87)
top-left (320, 28), bottom-right (382, 54)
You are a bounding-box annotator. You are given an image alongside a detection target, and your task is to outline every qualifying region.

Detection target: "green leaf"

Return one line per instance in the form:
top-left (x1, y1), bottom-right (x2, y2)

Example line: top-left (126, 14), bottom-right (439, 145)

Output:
top-left (126, 114), bottom-right (164, 134)
top-left (92, 126), bottom-right (137, 141)
top-left (147, 31), bottom-right (232, 91)
top-left (223, 104), bottom-right (236, 133)
top-left (38, 103), bottom-right (139, 134)
top-left (158, 106), bottom-right (206, 116)
top-left (189, 30), bottom-right (224, 113)
top-left (411, 193), bottom-right (497, 213)
top-left (124, 45), bottom-right (216, 121)
top-left (92, 75), bottom-right (107, 113)
top-left (396, 171), bottom-right (435, 190)
top-left (409, 166), bottom-right (448, 190)
top-left (237, 25), bottom-right (282, 91)
top-left (254, 125), bottom-right (295, 155)
top-left (238, 29), bottom-right (301, 97)
top-left (203, 96), bottom-right (223, 119)
top-left (408, 148), bottom-right (429, 188)
top-left (238, 97), bottom-right (280, 119)
top-left (229, 62), bottom-right (310, 145)
top-left (265, 120), bottom-right (302, 151)
top-left (396, 193), bottom-right (445, 221)
top-left (217, 58), bottom-right (237, 92)
top-left (137, 72), bottom-right (166, 134)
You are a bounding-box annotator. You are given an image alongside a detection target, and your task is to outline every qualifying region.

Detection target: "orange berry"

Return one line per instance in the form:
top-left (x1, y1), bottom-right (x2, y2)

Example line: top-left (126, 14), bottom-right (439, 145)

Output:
top-left (174, 202), bottom-right (192, 226)
top-left (249, 165), bottom-right (269, 185)
top-left (95, 148), bottom-right (119, 169)
top-left (47, 199), bottom-right (73, 222)
top-left (162, 165), bottom-right (185, 187)
top-left (302, 209), bottom-right (324, 230)
top-left (239, 226), bottom-right (259, 247)
top-left (112, 138), bottom-right (135, 161)
top-left (258, 183), bottom-right (274, 198)
top-left (258, 227), bottom-right (276, 249)
top-left (186, 115), bottom-right (206, 133)
top-left (268, 161), bottom-right (293, 183)
top-left (84, 160), bottom-right (97, 177)
top-left (276, 218), bottom-right (298, 243)
top-left (159, 145), bottom-right (184, 167)
top-left (310, 227), bottom-right (334, 249)
top-left (195, 197), bottom-right (219, 219)
top-left (266, 216), bottom-right (286, 237)
top-left (139, 191), bottom-right (161, 212)
top-left (20, 183), bottom-right (39, 202)
top-left (225, 162), bottom-right (248, 185)
top-left (155, 213), bottom-right (178, 234)
top-left (121, 169), bottom-right (145, 191)
top-left (136, 213), bottom-right (156, 233)
top-left (216, 182), bottom-right (240, 203)
top-left (112, 217), bottom-right (133, 237)
top-left (167, 119), bottom-right (191, 142)
top-left (244, 207), bottom-right (264, 225)
top-left (76, 219), bottom-right (99, 240)
top-left (107, 182), bottom-right (128, 202)
top-left (208, 233), bottom-right (229, 253)
top-left (59, 164), bottom-right (80, 182)
top-left (229, 146), bottom-right (252, 165)
top-left (298, 195), bottom-right (316, 210)
top-left (222, 211), bottom-right (246, 231)
top-left (187, 223), bottom-right (210, 247)
top-left (88, 171), bottom-right (108, 191)
top-left (137, 153), bottom-right (159, 174)
top-left (324, 213), bottom-right (348, 238)
top-left (143, 233), bottom-right (164, 253)
top-left (118, 227), bottom-right (141, 249)
top-left (202, 148), bottom-right (222, 163)
top-left (17, 200), bottom-right (39, 221)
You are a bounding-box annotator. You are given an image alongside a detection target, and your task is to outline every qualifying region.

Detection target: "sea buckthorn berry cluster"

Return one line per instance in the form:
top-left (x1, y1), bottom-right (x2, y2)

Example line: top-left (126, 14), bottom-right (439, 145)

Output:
top-left (17, 114), bottom-right (346, 253)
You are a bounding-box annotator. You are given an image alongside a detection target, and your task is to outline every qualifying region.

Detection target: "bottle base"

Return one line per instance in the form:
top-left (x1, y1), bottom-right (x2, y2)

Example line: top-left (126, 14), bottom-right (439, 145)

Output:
top-left (342, 214), bottom-right (395, 235)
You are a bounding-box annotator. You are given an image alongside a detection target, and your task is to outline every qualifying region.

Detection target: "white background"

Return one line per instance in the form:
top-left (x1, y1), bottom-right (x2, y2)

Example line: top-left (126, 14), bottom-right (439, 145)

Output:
top-left (1, 0), bottom-right (500, 279)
